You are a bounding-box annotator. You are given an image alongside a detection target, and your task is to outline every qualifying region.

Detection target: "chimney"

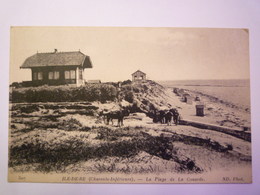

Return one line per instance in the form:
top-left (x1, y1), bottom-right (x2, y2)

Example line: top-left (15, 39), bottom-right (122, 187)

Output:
top-left (54, 49), bottom-right (58, 53)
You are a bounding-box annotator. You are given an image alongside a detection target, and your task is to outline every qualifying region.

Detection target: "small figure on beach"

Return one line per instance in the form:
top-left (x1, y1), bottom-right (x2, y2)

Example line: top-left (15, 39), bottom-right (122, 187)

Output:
top-left (169, 108), bottom-right (180, 125)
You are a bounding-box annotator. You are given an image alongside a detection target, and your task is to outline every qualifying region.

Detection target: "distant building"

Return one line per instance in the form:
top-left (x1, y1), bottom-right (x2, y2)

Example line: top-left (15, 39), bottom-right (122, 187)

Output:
top-left (182, 93), bottom-right (193, 104)
top-left (87, 80), bottom-right (101, 84)
top-left (132, 70), bottom-right (146, 81)
top-left (20, 49), bottom-right (93, 86)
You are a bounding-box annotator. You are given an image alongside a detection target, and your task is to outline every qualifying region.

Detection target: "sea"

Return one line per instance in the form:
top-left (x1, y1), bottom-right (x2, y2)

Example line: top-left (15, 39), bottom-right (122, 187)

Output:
top-left (157, 79), bottom-right (251, 110)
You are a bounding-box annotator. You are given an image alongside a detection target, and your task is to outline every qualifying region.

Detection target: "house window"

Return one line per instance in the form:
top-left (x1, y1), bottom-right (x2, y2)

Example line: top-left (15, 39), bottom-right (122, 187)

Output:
top-left (54, 71), bottom-right (60, 80)
top-left (65, 70), bottom-right (76, 79)
top-left (70, 70), bottom-right (76, 79)
top-left (65, 71), bottom-right (70, 79)
top-left (48, 71), bottom-right (60, 80)
top-left (33, 71), bottom-right (43, 80)
top-left (33, 72), bottom-right (37, 80)
top-left (38, 72), bottom-right (43, 80)
top-left (48, 72), bottom-right (54, 80)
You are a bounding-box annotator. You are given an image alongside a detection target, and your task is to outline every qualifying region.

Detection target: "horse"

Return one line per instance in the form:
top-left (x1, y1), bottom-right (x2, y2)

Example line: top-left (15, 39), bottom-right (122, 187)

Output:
top-left (159, 110), bottom-right (167, 124)
top-left (152, 110), bottom-right (168, 124)
top-left (105, 109), bottom-right (130, 127)
top-left (152, 108), bottom-right (180, 126)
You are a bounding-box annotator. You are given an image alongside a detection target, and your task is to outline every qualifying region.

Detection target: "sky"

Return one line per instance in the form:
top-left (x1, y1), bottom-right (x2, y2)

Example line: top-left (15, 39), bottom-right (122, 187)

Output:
top-left (10, 27), bottom-right (250, 83)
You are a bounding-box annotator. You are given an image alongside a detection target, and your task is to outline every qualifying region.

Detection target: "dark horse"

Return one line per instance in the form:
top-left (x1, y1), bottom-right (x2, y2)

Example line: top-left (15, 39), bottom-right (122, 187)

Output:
top-left (153, 110), bottom-right (167, 124)
top-left (153, 108), bottom-right (180, 125)
top-left (103, 109), bottom-right (130, 127)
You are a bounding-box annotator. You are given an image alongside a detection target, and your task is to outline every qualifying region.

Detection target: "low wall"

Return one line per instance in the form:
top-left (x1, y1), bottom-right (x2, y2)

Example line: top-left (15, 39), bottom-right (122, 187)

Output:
top-left (179, 119), bottom-right (251, 142)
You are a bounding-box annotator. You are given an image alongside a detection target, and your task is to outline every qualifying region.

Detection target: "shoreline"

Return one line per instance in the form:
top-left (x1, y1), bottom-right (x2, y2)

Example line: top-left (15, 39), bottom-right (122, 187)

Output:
top-left (163, 88), bottom-right (251, 131)
top-left (181, 88), bottom-right (250, 113)
top-left (157, 79), bottom-right (250, 110)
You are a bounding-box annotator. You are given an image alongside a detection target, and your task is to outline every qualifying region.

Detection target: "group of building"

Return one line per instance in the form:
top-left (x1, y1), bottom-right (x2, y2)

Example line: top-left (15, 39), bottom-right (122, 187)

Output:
top-left (20, 49), bottom-right (206, 117)
top-left (20, 49), bottom-right (147, 86)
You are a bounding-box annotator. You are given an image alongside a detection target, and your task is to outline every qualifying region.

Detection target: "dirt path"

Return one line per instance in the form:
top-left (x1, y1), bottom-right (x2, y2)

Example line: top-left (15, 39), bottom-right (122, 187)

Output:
top-left (122, 115), bottom-right (251, 157)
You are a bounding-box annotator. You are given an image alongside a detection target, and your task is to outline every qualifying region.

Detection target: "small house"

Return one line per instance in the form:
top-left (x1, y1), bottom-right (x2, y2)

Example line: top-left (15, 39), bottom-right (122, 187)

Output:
top-left (20, 49), bottom-right (93, 86)
top-left (132, 70), bottom-right (146, 81)
top-left (87, 80), bottom-right (101, 84)
top-left (182, 93), bottom-right (193, 104)
top-left (173, 87), bottom-right (179, 94)
top-left (176, 89), bottom-right (185, 96)
top-left (196, 104), bottom-right (205, 116)
top-left (186, 96), bottom-right (193, 104)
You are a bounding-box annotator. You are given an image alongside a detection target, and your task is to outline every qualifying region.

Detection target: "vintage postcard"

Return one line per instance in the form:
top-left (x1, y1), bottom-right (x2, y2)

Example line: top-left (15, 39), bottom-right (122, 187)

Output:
top-left (8, 27), bottom-right (251, 183)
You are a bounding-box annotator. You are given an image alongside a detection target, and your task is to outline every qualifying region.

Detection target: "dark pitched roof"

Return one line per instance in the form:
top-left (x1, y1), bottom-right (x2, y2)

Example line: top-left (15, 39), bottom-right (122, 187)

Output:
top-left (132, 70), bottom-right (146, 76)
top-left (20, 51), bottom-right (92, 69)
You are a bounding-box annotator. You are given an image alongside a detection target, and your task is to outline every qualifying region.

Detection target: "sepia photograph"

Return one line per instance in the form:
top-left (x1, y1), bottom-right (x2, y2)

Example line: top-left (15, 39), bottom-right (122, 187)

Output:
top-left (8, 27), bottom-right (251, 183)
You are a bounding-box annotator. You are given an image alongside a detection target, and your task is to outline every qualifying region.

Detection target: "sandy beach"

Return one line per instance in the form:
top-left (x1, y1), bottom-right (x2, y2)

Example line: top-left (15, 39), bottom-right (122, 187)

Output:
top-left (8, 81), bottom-right (252, 183)
top-left (163, 88), bottom-right (251, 131)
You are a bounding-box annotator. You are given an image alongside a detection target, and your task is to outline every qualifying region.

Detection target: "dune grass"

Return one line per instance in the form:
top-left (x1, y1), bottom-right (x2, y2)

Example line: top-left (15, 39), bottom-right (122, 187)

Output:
top-left (9, 102), bottom-right (250, 174)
